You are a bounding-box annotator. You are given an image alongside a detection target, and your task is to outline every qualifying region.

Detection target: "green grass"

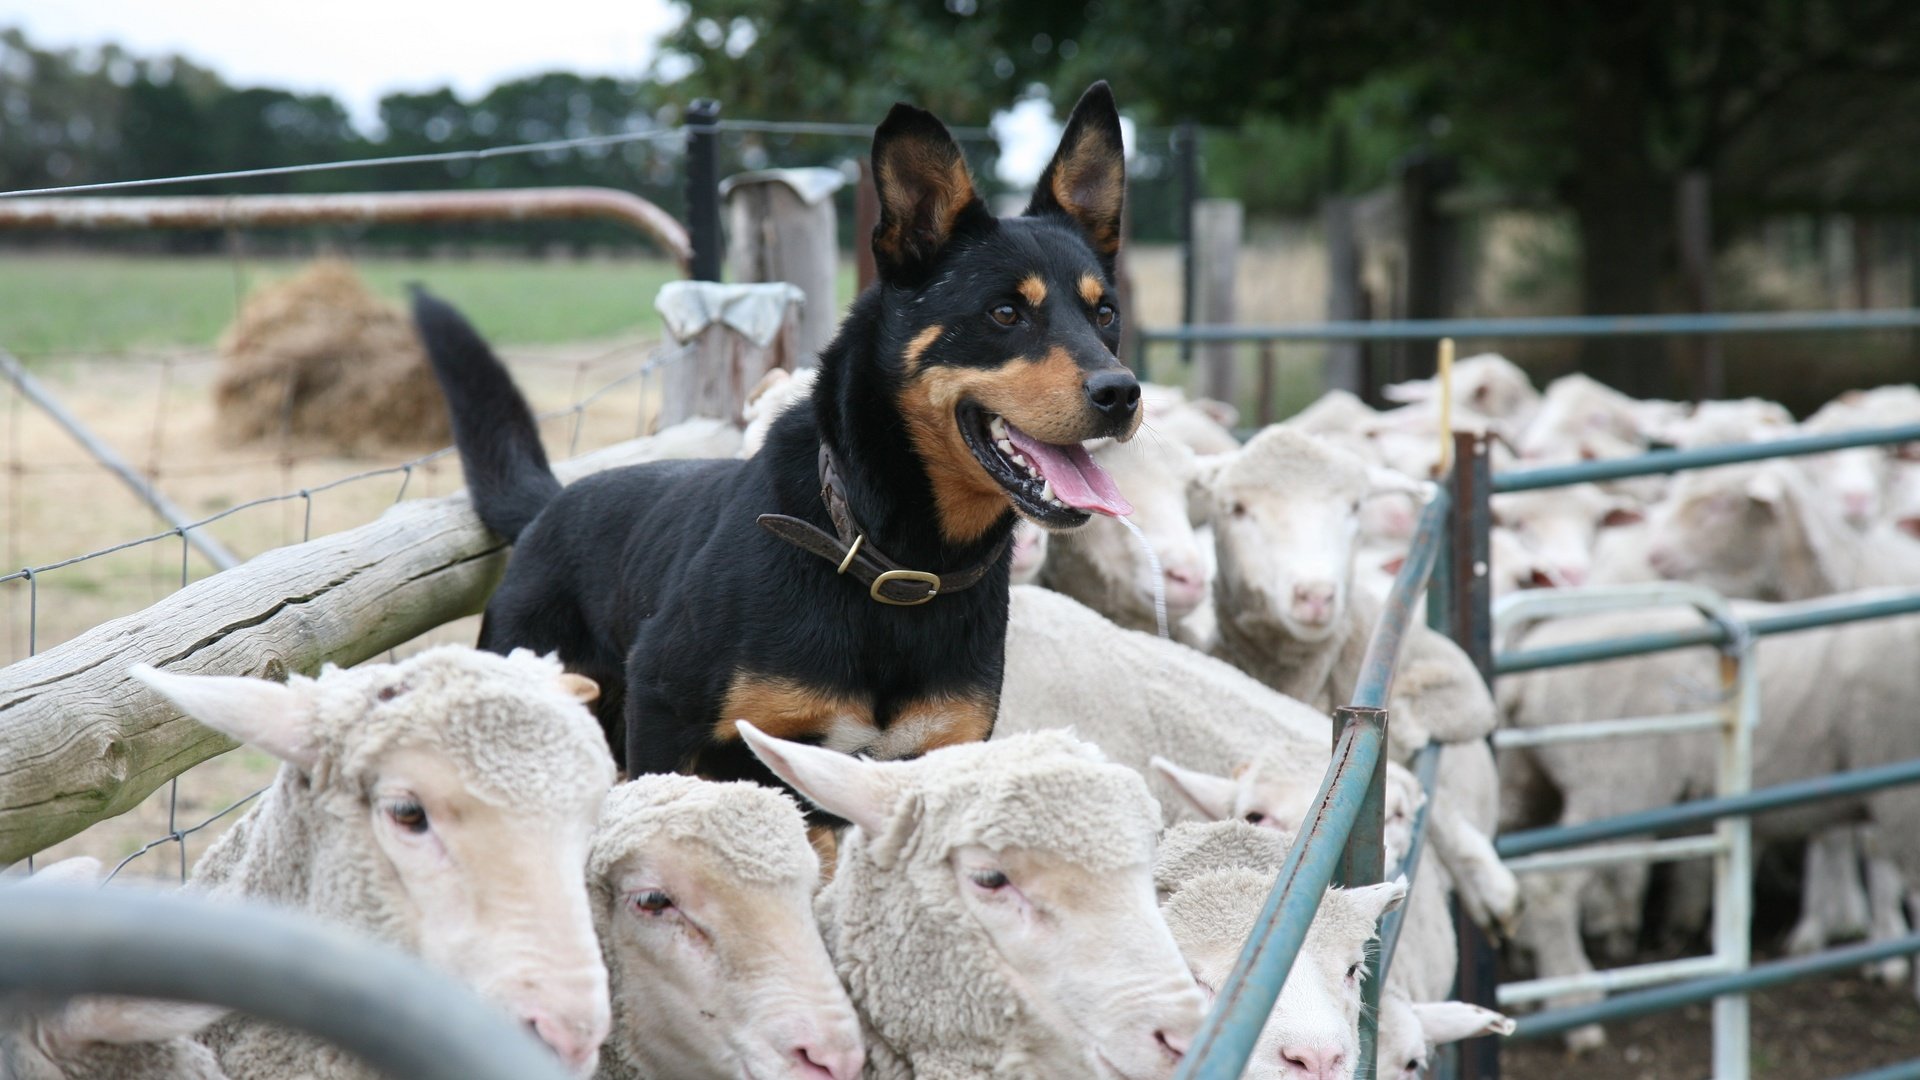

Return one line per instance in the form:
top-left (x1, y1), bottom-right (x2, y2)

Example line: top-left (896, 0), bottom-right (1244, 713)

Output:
top-left (0, 253), bottom-right (690, 355)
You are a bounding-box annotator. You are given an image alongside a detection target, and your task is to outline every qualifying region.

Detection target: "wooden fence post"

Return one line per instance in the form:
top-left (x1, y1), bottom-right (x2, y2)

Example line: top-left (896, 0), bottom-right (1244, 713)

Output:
top-left (1193, 197), bottom-right (1243, 406)
top-left (655, 281), bottom-right (805, 426)
top-left (722, 167), bottom-right (846, 364)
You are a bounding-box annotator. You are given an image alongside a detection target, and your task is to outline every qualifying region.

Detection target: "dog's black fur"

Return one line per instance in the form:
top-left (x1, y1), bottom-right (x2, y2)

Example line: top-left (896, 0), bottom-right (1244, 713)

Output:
top-left (414, 83), bottom-right (1137, 795)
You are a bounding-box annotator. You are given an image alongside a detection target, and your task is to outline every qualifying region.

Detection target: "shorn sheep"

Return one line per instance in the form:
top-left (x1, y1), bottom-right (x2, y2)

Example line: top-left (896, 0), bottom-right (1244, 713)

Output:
top-left (588, 775), bottom-right (863, 1080)
top-left (0, 858), bottom-right (229, 1080)
top-left (740, 724), bottom-right (1206, 1080)
top-left (1153, 820), bottom-right (1413, 1080)
top-left (131, 647), bottom-right (618, 1077)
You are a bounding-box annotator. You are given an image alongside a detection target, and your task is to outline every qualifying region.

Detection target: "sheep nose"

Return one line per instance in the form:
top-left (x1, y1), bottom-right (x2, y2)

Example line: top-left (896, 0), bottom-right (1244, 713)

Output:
top-left (1280, 1043), bottom-right (1346, 1079)
top-left (522, 1011), bottom-right (597, 1073)
top-left (1291, 582), bottom-right (1336, 624)
top-left (1085, 370), bottom-right (1141, 427)
top-left (790, 1038), bottom-right (865, 1080)
top-left (1156, 1026), bottom-right (1191, 1059)
top-left (1844, 490), bottom-right (1877, 519)
top-left (1557, 565), bottom-right (1588, 587)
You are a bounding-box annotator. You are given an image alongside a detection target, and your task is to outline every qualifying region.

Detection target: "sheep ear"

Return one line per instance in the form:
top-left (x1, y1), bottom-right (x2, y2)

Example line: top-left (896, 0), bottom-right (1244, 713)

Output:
top-left (1600, 503), bottom-right (1644, 528)
top-left (1351, 876), bottom-right (1409, 926)
top-left (1366, 465), bottom-right (1433, 502)
top-left (1025, 81), bottom-right (1126, 270)
top-left (52, 999), bottom-right (227, 1047)
top-left (1149, 756), bottom-right (1240, 821)
top-left (1746, 470), bottom-right (1786, 506)
top-left (556, 672), bottom-right (600, 705)
top-left (129, 664), bottom-right (319, 769)
top-left (737, 722), bottom-right (894, 836)
top-left (1409, 1001), bottom-right (1516, 1044)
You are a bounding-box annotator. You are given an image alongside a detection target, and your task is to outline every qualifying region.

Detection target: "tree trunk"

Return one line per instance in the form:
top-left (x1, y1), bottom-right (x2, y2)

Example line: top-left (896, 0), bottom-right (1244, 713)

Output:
top-left (1567, 46), bottom-right (1675, 398)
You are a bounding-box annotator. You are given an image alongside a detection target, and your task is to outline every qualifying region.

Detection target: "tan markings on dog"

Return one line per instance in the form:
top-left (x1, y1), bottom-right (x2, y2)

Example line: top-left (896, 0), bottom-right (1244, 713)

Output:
top-left (808, 825), bottom-right (840, 881)
top-left (714, 674), bottom-right (874, 745)
top-left (1047, 126), bottom-right (1126, 256)
top-left (889, 691), bottom-right (996, 753)
top-left (874, 139), bottom-right (979, 268)
top-left (899, 346), bottom-right (1103, 543)
top-left (1019, 275), bottom-right (1048, 307)
top-left (902, 324), bottom-right (944, 373)
top-left (1079, 274), bottom-right (1104, 306)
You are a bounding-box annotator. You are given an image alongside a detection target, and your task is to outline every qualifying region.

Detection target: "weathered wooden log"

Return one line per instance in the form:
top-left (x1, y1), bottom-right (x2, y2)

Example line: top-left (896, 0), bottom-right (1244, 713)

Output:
top-left (0, 424), bottom-right (737, 866)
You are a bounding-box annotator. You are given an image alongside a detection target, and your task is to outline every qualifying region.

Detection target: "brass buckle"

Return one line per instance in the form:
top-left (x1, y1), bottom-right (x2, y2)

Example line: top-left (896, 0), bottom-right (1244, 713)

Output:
top-left (870, 569), bottom-right (941, 606)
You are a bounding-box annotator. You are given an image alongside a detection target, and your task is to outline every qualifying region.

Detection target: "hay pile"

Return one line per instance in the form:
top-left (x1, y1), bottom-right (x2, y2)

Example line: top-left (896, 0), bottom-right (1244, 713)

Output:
top-left (215, 260), bottom-right (450, 453)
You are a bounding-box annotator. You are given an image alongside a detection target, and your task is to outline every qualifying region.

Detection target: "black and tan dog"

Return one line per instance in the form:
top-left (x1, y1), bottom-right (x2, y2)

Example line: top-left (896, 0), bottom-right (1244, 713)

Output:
top-left (414, 82), bottom-right (1140, 796)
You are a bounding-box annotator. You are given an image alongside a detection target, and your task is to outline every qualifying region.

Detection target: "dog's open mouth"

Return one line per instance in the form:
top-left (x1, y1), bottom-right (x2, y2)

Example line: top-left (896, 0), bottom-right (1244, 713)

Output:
top-left (957, 402), bottom-right (1133, 527)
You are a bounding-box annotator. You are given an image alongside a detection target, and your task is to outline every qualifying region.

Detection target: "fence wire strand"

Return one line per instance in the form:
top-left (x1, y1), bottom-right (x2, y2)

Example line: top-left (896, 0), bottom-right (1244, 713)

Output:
top-left (4, 338), bottom-right (695, 881)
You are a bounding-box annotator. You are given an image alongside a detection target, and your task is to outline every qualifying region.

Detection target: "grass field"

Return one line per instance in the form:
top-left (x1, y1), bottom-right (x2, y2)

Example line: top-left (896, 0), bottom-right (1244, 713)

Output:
top-left (0, 253), bottom-right (700, 355)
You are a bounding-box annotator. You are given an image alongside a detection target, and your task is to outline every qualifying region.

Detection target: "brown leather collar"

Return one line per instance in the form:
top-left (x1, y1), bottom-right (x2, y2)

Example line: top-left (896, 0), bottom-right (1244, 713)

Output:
top-left (757, 444), bottom-right (1010, 606)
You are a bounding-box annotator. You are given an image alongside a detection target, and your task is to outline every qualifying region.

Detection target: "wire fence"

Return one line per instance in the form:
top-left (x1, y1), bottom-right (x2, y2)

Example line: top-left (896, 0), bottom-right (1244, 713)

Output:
top-left (3, 337), bottom-right (696, 882)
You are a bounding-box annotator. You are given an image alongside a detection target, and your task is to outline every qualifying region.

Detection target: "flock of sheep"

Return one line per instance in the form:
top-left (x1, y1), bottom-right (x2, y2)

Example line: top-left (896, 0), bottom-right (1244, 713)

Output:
top-left (11, 352), bottom-right (1920, 1079)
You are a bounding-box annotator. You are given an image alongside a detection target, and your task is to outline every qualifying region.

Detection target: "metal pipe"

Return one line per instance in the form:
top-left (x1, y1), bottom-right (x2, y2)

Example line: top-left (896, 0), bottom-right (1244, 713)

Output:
top-left (684, 100), bottom-right (724, 280)
top-left (0, 349), bottom-right (239, 571)
top-left (1354, 489), bottom-right (1453, 707)
top-left (1510, 931), bottom-right (1920, 1039)
top-left (1174, 719), bottom-right (1387, 1080)
top-left (1492, 710), bottom-right (1723, 748)
top-left (1495, 589), bottom-right (1920, 675)
top-left (1832, 1060), bottom-right (1920, 1080)
top-left (1503, 834), bottom-right (1725, 875)
top-left (1495, 756), bottom-right (1920, 859)
top-left (0, 188), bottom-right (691, 266)
top-left (1137, 308), bottom-right (1920, 344)
top-left (1498, 954), bottom-right (1734, 1007)
top-left (1494, 421), bottom-right (1920, 493)
top-left (0, 886), bottom-right (573, 1080)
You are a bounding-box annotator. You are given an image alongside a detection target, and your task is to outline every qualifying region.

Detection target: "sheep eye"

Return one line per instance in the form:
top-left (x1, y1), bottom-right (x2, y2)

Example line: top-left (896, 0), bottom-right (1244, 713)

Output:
top-left (386, 801), bottom-right (428, 834)
top-left (1095, 303), bottom-right (1117, 327)
top-left (1231, 502), bottom-right (1248, 518)
top-left (989, 304), bottom-right (1019, 326)
top-left (969, 869), bottom-right (1011, 891)
top-left (1346, 961), bottom-right (1362, 980)
top-left (1244, 812), bottom-right (1266, 825)
top-left (632, 890), bottom-right (674, 914)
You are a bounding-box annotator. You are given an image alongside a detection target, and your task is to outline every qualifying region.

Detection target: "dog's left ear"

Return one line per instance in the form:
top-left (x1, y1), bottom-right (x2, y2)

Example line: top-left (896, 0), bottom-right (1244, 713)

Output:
top-left (1026, 81), bottom-right (1126, 272)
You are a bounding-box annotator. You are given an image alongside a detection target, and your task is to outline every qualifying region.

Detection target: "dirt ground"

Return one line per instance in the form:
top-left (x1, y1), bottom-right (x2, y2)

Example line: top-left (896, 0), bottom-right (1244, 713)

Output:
top-left (4, 335), bottom-right (677, 882)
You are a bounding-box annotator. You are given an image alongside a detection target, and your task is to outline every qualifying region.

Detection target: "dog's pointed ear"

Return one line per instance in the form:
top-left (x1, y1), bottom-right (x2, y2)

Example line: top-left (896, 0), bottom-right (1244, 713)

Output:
top-left (871, 103), bottom-right (991, 284)
top-left (1026, 81), bottom-right (1126, 271)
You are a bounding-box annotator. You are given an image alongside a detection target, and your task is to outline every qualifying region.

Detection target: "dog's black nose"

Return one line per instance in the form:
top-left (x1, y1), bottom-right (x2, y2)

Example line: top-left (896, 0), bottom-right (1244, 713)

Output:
top-left (1084, 370), bottom-right (1141, 425)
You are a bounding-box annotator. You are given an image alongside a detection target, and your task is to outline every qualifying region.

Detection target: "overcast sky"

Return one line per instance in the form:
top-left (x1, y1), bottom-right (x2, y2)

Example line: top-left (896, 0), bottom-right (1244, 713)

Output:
top-left (0, 0), bottom-right (1081, 185)
top-left (1, 0), bottom-right (680, 129)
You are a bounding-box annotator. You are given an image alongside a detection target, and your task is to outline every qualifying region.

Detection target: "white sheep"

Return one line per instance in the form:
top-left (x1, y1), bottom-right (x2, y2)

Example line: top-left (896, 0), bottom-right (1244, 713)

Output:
top-left (740, 367), bottom-right (818, 458)
top-left (994, 585), bottom-right (1517, 937)
top-left (739, 723), bottom-right (1207, 1079)
top-left (1139, 382), bottom-right (1243, 455)
top-left (1154, 820), bottom-right (1412, 1080)
top-left (1009, 519), bottom-right (1050, 585)
top-left (1490, 483), bottom-right (1644, 589)
top-left (1652, 397), bottom-right (1794, 449)
top-left (588, 775), bottom-right (863, 1080)
top-left (1375, 996), bottom-right (1515, 1080)
top-left (1799, 384), bottom-right (1920, 528)
top-left (131, 646), bottom-right (618, 1078)
top-left (1382, 352), bottom-right (1541, 441)
top-left (0, 858), bottom-right (230, 1080)
top-left (1040, 437), bottom-right (1214, 644)
top-left (1518, 373), bottom-right (1685, 462)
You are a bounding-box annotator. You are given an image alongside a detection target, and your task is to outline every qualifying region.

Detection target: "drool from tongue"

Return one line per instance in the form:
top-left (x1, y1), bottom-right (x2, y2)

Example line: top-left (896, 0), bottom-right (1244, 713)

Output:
top-left (1003, 422), bottom-right (1133, 517)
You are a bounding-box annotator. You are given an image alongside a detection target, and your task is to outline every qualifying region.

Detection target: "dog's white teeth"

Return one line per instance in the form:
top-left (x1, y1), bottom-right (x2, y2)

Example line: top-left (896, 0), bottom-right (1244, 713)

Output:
top-left (996, 438), bottom-right (1015, 456)
top-left (1040, 479), bottom-right (1055, 502)
top-left (989, 415), bottom-right (1007, 438)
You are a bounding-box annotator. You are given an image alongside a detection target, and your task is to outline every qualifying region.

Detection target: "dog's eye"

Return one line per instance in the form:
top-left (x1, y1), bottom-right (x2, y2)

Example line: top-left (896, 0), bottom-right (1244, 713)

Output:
top-left (1096, 303), bottom-right (1117, 327)
top-left (989, 304), bottom-right (1019, 326)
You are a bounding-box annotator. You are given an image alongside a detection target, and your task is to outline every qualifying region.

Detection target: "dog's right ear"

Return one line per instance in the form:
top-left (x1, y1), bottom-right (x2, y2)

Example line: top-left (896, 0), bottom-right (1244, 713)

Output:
top-left (871, 103), bottom-right (991, 284)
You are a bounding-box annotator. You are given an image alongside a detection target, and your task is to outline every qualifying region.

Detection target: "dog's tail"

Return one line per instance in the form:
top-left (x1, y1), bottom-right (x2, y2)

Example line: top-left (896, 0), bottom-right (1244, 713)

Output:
top-left (412, 286), bottom-right (562, 542)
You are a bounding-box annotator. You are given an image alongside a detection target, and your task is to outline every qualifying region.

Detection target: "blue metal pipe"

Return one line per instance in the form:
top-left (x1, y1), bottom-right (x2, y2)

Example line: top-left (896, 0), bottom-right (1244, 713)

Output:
top-left (1355, 490), bottom-right (1453, 707)
top-left (1494, 589), bottom-right (1920, 675)
top-left (1137, 309), bottom-right (1920, 345)
top-left (1175, 720), bottom-right (1387, 1080)
top-left (1496, 756), bottom-right (1920, 859)
top-left (1831, 1060), bottom-right (1920, 1080)
top-left (1510, 930), bottom-right (1920, 1039)
top-left (1494, 422), bottom-right (1920, 493)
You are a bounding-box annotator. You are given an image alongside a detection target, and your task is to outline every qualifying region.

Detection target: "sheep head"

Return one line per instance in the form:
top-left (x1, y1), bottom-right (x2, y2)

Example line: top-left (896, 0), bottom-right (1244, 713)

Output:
top-left (131, 646), bottom-right (616, 1074)
top-left (1049, 437), bottom-right (1211, 622)
top-left (587, 775), bottom-right (862, 1080)
top-left (741, 724), bottom-right (1205, 1080)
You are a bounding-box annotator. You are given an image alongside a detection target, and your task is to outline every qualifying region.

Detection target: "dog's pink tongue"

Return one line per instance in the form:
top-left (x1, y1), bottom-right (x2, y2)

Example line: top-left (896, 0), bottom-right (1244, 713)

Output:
top-left (1004, 423), bottom-right (1133, 517)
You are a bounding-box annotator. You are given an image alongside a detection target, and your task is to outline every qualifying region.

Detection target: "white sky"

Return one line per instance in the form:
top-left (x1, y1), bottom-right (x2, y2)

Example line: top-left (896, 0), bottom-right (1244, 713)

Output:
top-left (0, 0), bottom-right (680, 130)
top-left (0, 1), bottom-right (1102, 185)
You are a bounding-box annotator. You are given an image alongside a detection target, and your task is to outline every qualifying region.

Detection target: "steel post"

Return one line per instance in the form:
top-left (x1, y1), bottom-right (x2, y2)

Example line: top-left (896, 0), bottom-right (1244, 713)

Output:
top-left (684, 99), bottom-right (724, 282)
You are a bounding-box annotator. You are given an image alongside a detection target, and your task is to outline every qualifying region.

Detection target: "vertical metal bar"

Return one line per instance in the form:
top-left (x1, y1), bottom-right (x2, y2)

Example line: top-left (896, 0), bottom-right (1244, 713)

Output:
top-left (1332, 706), bottom-right (1387, 1078)
top-left (1712, 640), bottom-right (1756, 1078)
top-left (1256, 340), bottom-right (1277, 427)
top-left (1445, 431), bottom-right (1501, 1080)
top-left (1176, 121), bottom-right (1199, 368)
top-left (684, 99), bottom-right (724, 282)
